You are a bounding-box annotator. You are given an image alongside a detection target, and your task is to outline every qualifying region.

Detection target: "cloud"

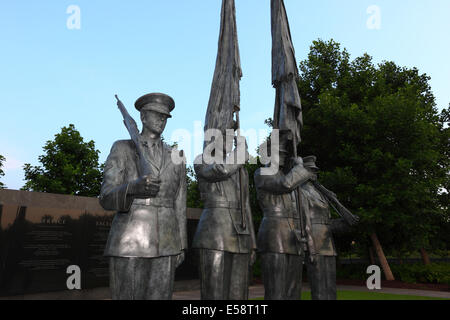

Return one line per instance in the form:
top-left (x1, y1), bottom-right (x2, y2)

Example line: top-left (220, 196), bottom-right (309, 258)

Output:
top-left (1, 156), bottom-right (25, 190)
top-left (4, 156), bottom-right (24, 170)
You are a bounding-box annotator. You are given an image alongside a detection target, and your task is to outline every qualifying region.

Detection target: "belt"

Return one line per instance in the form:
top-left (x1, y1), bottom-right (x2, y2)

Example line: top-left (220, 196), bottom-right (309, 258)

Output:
top-left (311, 217), bottom-right (330, 225)
top-left (133, 198), bottom-right (174, 208)
top-left (263, 208), bottom-right (298, 219)
top-left (203, 200), bottom-right (241, 209)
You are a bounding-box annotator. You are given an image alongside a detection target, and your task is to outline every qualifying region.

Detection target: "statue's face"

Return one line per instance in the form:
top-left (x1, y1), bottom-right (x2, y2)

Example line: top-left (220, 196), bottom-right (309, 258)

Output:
top-left (141, 110), bottom-right (168, 135)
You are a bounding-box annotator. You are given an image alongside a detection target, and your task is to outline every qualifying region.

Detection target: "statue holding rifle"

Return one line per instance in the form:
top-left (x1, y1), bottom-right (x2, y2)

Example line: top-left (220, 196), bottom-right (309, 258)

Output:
top-left (255, 0), bottom-right (359, 300)
top-left (99, 93), bottom-right (187, 300)
top-left (299, 155), bottom-right (359, 300)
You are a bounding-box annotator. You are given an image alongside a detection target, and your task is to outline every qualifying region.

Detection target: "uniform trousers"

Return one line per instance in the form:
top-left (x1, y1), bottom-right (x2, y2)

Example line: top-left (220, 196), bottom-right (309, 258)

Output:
top-left (261, 253), bottom-right (304, 300)
top-left (305, 254), bottom-right (337, 300)
top-left (198, 249), bottom-right (250, 300)
top-left (109, 256), bottom-right (176, 300)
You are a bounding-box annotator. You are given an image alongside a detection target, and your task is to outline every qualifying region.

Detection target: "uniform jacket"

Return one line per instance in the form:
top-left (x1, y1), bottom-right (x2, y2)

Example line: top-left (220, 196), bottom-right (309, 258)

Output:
top-left (256, 165), bottom-right (342, 257)
top-left (99, 139), bottom-right (187, 258)
top-left (254, 165), bottom-right (313, 255)
top-left (299, 181), bottom-right (338, 257)
top-left (192, 154), bottom-right (256, 254)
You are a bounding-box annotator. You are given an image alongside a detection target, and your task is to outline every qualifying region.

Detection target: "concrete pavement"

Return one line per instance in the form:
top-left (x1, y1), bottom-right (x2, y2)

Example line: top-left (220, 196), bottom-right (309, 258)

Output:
top-left (1, 280), bottom-right (448, 300)
top-left (173, 282), bottom-right (450, 300)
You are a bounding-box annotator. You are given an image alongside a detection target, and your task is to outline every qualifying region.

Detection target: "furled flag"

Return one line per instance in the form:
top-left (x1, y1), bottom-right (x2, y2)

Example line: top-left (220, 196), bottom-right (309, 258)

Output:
top-left (271, 0), bottom-right (303, 149)
top-left (203, 0), bottom-right (242, 136)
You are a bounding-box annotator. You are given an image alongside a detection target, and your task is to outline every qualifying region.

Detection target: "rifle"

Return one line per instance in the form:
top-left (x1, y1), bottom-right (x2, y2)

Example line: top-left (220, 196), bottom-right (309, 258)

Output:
top-left (115, 95), bottom-right (153, 177)
top-left (311, 181), bottom-right (360, 226)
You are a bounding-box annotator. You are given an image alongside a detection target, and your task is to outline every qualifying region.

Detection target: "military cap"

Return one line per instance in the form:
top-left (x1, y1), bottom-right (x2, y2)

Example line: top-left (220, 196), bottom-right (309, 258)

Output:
top-left (303, 156), bottom-right (319, 170)
top-left (135, 93), bottom-right (175, 118)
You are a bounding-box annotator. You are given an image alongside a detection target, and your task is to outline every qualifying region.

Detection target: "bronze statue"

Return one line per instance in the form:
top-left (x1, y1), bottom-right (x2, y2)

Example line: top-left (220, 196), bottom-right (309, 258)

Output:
top-left (255, 134), bottom-right (314, 300)
top-left (192, 0), bottom-right (257, 300)
top-left (300, 156), bottom-right (358, 300)
top-left (193, 135), bottom-right (256, 300)
top-left (264, 0), bottom-right (359, 300)
top-left (99, 93), bottom-right (187, 300)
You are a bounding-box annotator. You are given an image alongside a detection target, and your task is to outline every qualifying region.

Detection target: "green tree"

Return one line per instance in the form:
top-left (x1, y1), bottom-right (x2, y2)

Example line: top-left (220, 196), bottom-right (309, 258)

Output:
top-left (429, 107), bottom-right (450, 255)
top-left (297, 39), bottom-right (449, 272)
top-left (0, 155), bottom-right (5, 189)
top-left (186, 165), bottom-right (203, 208)
top-left (23, 124), bottom-right (104, 197)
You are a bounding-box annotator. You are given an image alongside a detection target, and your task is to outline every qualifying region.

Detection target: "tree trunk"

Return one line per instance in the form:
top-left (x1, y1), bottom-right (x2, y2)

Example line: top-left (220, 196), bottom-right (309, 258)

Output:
top-left (420, 248), bottom-right (431, 265)
top-left (368, 247), bottom-right (376, 265)
top-left (370, 233), bottom-right (395, 281)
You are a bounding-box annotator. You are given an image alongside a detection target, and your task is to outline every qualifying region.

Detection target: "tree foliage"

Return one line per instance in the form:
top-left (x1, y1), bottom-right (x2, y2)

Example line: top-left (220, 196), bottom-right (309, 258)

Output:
top-left (186, 166), bottom-right (203, 209)
top-left (297, 39), bottom-right (449, 256)
top-left (0, 155), bottom-right (5, 189)
top-left (23, 124), bottom-right (103, 197)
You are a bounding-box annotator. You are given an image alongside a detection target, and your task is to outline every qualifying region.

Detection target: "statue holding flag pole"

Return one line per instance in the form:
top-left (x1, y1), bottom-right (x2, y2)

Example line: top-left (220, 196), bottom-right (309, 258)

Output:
top-left (255, 0), bottom-right (359, 300)
top-left (254, 0), bottom-right (312, 300)
top-left (192, 0), bottom-right (256, 300)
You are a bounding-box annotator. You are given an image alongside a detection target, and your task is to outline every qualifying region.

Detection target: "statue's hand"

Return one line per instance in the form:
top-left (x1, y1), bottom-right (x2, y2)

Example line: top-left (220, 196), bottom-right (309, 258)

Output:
top-left (250, 250), bottom-right (257, 266)
top-left (130, 175), bottom-right (161, 198)
top-left (176, 251), bottom-right (186, 268)
top-left (292, 157), bottom-right (304, 166)
top-left (213, 164), bottom-right (228, 176)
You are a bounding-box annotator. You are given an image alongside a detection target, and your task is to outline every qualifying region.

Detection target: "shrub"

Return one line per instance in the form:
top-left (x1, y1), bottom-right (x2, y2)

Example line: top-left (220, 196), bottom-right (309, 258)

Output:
top-left (336, 262), bottom-right (450, 285)
top-left (336, 263), bottom-right (367, 280)
top-left (391, 263), bottom-right (450, 285)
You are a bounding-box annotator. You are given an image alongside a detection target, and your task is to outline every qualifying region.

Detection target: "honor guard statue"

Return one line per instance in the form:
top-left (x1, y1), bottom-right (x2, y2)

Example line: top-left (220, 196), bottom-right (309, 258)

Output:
top-left (254, 132), bottom-right (315, 300)
top-left (299, 156), bottom-right (359, 300)
top-left (192, 0), bottom-right (257, 300)
top-left (193, 132), bottom-right (256, 300)
top-left (99, 93), bottom-right (187, 300)
top-left (261, 0), bottom-right (359, 300)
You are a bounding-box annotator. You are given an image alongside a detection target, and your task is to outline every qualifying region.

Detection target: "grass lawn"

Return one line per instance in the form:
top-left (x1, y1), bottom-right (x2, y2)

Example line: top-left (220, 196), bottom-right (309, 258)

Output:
top-left (255, 291), bottom-right (448, 300)
top-left (318, 291), bottom-right (447, 300)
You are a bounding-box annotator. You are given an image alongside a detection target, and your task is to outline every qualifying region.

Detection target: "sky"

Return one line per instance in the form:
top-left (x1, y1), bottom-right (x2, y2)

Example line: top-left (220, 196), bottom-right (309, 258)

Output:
top-left (0, 0), bottom-right (449, 190)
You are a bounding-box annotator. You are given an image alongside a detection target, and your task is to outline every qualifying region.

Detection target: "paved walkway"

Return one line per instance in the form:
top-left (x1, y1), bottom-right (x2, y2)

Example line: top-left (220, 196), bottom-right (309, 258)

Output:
top-left (173, 283), bottom-right (450, 300)
top-left (1, 281), bottom-right (448, 300)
